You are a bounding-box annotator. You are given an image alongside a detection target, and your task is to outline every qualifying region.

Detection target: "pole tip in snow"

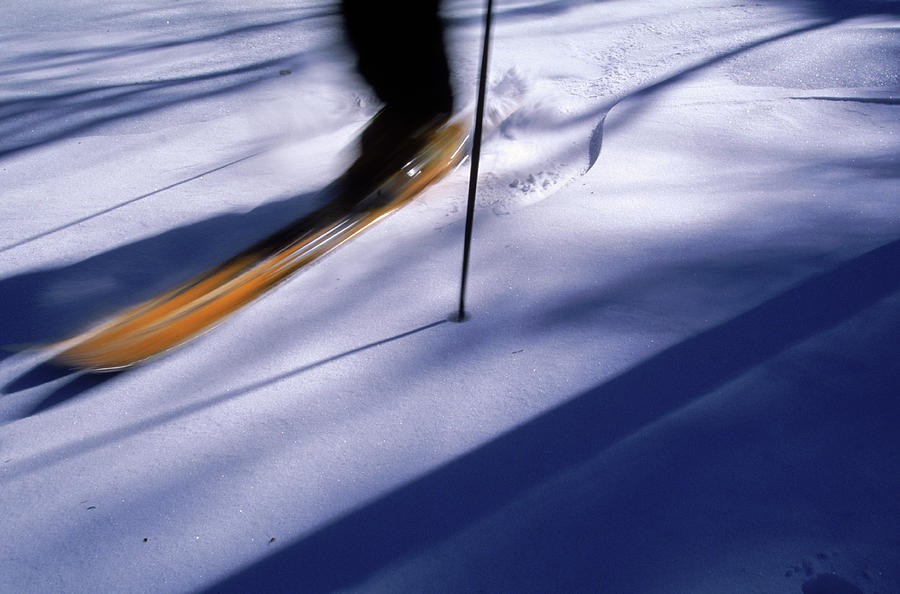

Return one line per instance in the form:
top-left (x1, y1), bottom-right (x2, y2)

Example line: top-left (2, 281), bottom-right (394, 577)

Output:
top-left (449, 311), bottom-right (470, 323)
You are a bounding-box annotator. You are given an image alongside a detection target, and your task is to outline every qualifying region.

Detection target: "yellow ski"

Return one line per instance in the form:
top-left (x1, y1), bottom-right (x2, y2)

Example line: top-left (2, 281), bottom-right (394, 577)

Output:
top-left (51, 120), bottom-right (468, 371)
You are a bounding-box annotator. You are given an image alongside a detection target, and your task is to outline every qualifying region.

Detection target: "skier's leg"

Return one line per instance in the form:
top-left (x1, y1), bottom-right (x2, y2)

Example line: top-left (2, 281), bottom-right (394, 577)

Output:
top-left (342, 0), bottom-right (453, 121)
top-left (340, 0), bottom-right (454, 186)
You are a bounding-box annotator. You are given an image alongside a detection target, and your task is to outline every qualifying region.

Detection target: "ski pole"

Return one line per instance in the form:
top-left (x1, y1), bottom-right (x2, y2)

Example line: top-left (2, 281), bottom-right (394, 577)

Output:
top-left (456, 0), bottom-right (494, 322)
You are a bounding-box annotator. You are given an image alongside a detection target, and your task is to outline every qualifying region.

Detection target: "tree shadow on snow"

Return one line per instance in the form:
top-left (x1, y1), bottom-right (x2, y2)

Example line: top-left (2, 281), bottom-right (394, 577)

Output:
top-left (790, 0), bottom-right (900, 19)
top-left (206, 238), bottom-right (900, 592)
top-left (0, 184), bottom-right (328, 364)
top-left (0, 10), bottom-right (340, 159)
top-left (445, 0), bottom-right (611, 28)
top-left (508, 1), bottom-right (899, 177)
top-left (0, 180), bottom-right (333, 422)
top-left (1, 319), bottom-right (450, 472)
top-left (593, 11), bottom-right (897, 168)
top-left (2, 367), bottom-right (114, 419)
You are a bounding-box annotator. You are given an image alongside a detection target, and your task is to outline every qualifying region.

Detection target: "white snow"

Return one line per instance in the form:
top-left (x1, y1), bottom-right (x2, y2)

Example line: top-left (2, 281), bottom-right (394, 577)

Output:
top-left (1, 1), bottom-right (899, 592)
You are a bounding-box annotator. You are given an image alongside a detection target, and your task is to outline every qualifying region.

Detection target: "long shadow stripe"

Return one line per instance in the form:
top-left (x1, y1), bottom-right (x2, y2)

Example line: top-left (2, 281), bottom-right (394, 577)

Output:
top-left (207, 238), bottom-right (900, 593)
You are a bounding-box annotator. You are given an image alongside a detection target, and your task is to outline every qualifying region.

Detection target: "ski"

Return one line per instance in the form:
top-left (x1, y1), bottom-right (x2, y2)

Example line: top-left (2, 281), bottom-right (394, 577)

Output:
top-left (50, 119), bottom-right (469, 371)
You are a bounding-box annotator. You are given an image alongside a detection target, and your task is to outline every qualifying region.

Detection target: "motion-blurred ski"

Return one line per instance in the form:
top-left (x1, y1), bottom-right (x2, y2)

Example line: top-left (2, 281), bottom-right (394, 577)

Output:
top-left (51, 120), bottom-right (469, 371)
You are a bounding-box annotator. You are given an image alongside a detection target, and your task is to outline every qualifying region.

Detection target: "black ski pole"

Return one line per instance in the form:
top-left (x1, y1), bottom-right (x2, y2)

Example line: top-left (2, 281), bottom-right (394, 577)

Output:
top-left (456, 0), bottom-right (494, 322)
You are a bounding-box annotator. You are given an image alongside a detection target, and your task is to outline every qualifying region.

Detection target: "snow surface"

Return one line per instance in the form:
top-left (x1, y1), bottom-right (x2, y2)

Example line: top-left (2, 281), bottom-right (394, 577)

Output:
top-left (1, 0), bottom-right (899, 592)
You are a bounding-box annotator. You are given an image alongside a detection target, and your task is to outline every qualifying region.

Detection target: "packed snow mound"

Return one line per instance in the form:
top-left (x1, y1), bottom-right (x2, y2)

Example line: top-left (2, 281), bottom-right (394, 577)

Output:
top-left (464, 70), bottom-right (608, 215)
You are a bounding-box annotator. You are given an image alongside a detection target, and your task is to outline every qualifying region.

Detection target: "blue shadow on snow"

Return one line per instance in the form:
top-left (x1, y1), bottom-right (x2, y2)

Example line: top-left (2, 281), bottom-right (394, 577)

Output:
top-left (207, 238), bottom-right (900, 592)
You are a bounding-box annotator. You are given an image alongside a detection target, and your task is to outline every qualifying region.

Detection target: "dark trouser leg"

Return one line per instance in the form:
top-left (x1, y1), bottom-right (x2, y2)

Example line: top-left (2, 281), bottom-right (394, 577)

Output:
top-left (342, 0), bottom-right (453, 125)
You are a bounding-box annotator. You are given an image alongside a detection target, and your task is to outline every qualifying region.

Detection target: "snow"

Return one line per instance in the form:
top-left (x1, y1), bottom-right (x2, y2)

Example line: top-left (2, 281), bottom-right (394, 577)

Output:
top-left (1, 0), bottom-right (898, 592)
